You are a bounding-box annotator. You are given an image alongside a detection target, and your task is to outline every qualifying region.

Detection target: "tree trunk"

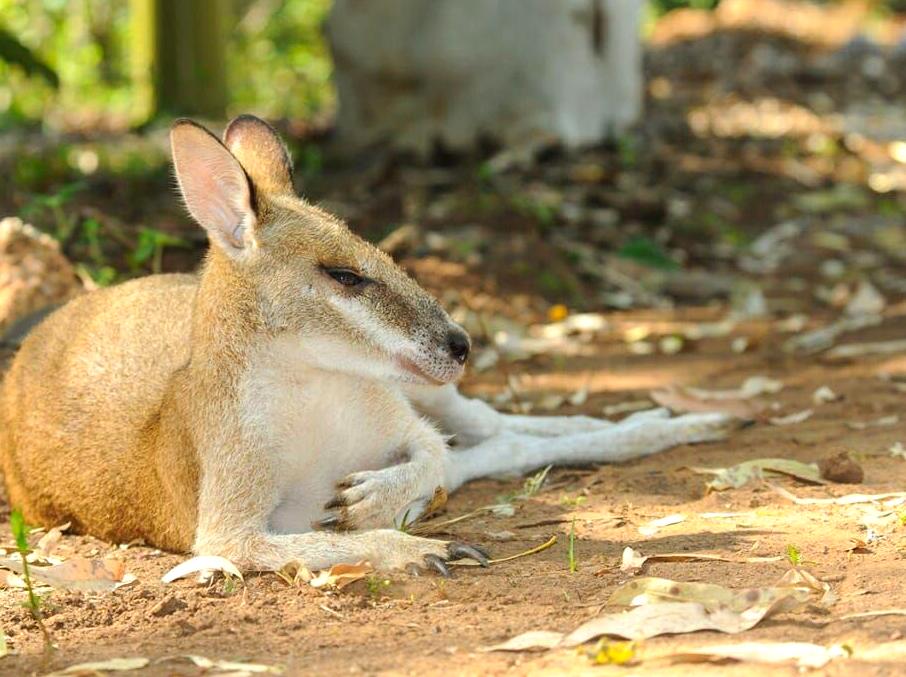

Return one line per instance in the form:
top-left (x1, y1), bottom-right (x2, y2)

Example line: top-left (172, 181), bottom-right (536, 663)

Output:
top-left (326, 0), bottom-right (643, 155)
top-left (131, 0), bottom-right (229, 120)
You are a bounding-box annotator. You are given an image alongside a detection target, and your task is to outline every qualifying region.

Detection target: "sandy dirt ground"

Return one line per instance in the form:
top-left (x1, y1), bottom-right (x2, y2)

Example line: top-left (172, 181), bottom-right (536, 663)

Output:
top-left (1, 305), bottom-right (905, 677)
top-left (3, 3), bottom-right (906, 674)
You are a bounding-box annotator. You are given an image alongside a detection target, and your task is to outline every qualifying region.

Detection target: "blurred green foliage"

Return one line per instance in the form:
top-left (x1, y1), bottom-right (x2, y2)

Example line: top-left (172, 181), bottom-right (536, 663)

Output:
top-left (650, 0), bottom-right (721, 14)
top-left (0, 0), bottom-right (133, 129)
top-left (0, 0), bottom-right (333, 131)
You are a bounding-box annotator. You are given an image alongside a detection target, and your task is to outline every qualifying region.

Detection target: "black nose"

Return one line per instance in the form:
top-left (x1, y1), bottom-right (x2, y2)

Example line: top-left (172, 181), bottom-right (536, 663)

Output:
top-left (447, 329), bottom-right (471, 365)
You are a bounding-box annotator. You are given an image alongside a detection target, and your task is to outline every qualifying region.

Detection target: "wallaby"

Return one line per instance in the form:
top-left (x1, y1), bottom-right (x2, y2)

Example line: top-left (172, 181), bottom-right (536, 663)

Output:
top-left (0, 116), bottom-right (734, 575)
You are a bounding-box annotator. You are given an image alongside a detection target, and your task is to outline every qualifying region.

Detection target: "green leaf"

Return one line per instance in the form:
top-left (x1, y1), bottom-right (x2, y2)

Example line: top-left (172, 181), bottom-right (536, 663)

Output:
top-left (616, 236), bottom-right (679, 271)
top-left (786, 544), bottom-right (802, 567)
top-left (0, 28), bottom-right (59, 87)
top-left (10, 508), bottom-right (28, 552)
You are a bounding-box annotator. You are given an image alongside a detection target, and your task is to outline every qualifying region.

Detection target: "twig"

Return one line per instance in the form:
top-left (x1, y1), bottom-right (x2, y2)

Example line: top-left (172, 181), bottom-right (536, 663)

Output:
top-left (451, 535), bottom-right (557, 567)
top-left (410, 505), bottom-right (500, 535)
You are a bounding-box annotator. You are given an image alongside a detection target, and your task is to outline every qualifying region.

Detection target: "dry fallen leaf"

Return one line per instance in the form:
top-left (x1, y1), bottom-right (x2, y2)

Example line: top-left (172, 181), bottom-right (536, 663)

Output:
top-left (768, 484), bottom-right (906, 506)
top-left (1, 557), bottom-right (131, 593)
top-left (688, 458), bottom-right (824, 492)
top-left (161, 555), bottom-right (243, 584)
top-left (275, 560), bottom-right (314, 586)
top-left (844, 280), bottom-right (886, 317)
top-left (616, 548), bottom-right (782, 574)
top-left (778, 567), bottom-right (837, 606)
top-left (784, 314), bottom-right (881, 354)
top-left (563, 600), bottom-right (788, 643)
top-left (178, 655), bottom-right (284, 674)
top-left (489, 587), bottom-right (812, 652)
top-left (685, 376), bottom-right (783, 400)
top-left (827, 338), bottom-right (906, 361)
top-left (608, 576), bottom-right (813, 613)
top-left (769, 409), bottom-right (814, 426)
top-left (650, 385), bottom-right (765, 419)
top-left (33, 521), bottom-right (70, 561)
top-left (309, 561), bottom-right (374, 590)
top-left (46, 657), bottom-right (150, 675)
top-left (841, 609), bottom-right (906, 621)
top-left (638, 513), bottom-right (686, 537)
top-left (481, 630), bottom-right (564, 652)
top-left (847, 415), bottom-right (899, 430)
top-left (813, 386), bottom-right (840, 404)
top-left (0, 570), bottom-right (30, 589)
top-left (663, 641), bottom-right (850, 669)
top-left (620, 547), bottom-right (646, 573)
top-left (602, 400), bottom-right (654, 417)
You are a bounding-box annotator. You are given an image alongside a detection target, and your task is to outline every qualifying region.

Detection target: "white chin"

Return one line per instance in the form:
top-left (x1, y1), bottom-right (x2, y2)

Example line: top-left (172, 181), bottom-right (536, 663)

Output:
top-left (396, 356), bottom-right (462, 385)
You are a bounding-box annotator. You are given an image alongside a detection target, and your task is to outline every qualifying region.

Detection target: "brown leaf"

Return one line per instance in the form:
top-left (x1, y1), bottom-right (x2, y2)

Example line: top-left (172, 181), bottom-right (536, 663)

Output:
top-left (45, 657), bottom-right (150, 675)
top-left (663, 641), bottom-right (849, 669)
top-left (2, 557), bottom-right (130, 593)
top-left (309, 561), bottom-right (374, 590)
top-left (616, 548), bottom-right (783, 574)
top-left (486, 575), bottom-right (816, 652)
top-left (637, 513), bottom-right (686, 536)
top-left (34, 521), bottom-right (70, 560)
top-left (482, 631), bottom-right (564, 652)
top-left (768, 484), bottom-right (906, 506)
top-left (688, 458), bottom-right (824, 492)
top-left (651, 385), bottom-right (765, 419)
top-left (608, 576), bottom-right (812, 614)
top-left (561, 596), bottom-right (803, 646)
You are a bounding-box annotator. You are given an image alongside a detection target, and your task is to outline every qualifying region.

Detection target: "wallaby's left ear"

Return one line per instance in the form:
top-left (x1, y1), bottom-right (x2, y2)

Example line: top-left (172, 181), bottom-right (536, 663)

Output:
top-left (170, 119), bottom-right (257, 257)
top-left (223, 115), bottom-right (294, 198)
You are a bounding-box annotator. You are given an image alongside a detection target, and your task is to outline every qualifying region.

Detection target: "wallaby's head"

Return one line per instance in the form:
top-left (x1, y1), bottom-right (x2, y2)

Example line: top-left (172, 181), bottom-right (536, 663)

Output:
top-left (170, 115), bottom-right (469, 384)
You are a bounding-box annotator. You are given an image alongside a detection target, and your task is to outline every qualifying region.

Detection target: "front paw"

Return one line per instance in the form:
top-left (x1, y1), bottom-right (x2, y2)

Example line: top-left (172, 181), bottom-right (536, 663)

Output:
top-left (317, 465), bottom-right (442, 531)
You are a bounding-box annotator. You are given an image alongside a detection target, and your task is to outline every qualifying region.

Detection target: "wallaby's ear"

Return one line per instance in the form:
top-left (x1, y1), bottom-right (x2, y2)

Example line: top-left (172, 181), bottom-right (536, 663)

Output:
top-left (223, 115), bottom-right (294, 197)
top-left (170, 119), bottom-right (256, 256)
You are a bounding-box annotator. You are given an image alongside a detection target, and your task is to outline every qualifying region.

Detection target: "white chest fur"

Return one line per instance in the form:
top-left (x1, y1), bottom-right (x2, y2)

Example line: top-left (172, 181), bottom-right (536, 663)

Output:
top-left (238, 337), bottom-right (418, 534)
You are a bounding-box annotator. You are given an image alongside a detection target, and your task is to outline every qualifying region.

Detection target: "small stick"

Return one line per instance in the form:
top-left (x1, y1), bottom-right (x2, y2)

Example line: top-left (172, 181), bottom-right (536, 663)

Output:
top-left (451, 535), bottom-right (557, 567)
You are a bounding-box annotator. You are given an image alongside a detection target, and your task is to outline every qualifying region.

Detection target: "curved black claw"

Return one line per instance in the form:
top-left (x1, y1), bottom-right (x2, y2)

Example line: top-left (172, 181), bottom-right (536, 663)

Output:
top-left (324, 496), bottom-right (346, 510)
top-left (448, 542), bottom-right (491, 567)
top-left (336, 476), bottom-right (366, 490)
top-left (424, 554), bottom-right (451, 578)
top-left (315, 515), bottom-right (340, 530)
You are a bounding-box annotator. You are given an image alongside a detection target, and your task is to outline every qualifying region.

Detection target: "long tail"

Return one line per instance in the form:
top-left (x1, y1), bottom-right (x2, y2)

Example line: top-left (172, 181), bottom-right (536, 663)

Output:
top-left (1, 304), bottom-right (60, 350)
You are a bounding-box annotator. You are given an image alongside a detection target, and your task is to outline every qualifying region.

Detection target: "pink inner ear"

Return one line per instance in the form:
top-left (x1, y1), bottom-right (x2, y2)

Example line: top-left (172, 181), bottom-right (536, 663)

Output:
top-left (171, 124), bottom-right (254, 251)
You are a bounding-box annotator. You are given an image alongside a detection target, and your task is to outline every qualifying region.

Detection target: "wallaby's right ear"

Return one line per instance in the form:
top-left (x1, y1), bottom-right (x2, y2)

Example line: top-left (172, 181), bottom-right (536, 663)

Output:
top-left (170, 119), bottom-right (256, 256)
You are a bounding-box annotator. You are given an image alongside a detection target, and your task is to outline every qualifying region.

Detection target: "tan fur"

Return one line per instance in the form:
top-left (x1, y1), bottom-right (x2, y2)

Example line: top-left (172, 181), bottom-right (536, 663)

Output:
top-left (1, 274), bottom-right (199, 551)
top-left (0, 116), bottom-right (733, 573)
top-left (0, 116), bottom-right (475, 571)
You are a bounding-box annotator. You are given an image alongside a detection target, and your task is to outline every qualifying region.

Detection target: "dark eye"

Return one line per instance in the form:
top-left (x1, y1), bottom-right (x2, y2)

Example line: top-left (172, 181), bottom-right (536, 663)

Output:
top-left (326, 268), bottom-right (364, 287)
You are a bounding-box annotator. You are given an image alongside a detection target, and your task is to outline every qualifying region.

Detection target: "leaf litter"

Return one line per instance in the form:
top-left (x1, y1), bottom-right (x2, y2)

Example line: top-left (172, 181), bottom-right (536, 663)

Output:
top-left (45, 655), bottom-right (283, 676)
top-left (687, 458), bottom-right (824, 491)
top-left (161, 555), bottom-right (243, 585)
top-left (1, 556), bottom-right (134, 593)
top-left (645, 385), bottom-right (762, 414)
top-left (485, 570), bottom-right (829, 651)
top-left (769, 483), bottom-right (906, 506)
top-left (618, 547), bottom-right (783, 574)
top-left (637, 513), bottom-right (686, 536)
top-left (657, 641), bottom-right (851, 669)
